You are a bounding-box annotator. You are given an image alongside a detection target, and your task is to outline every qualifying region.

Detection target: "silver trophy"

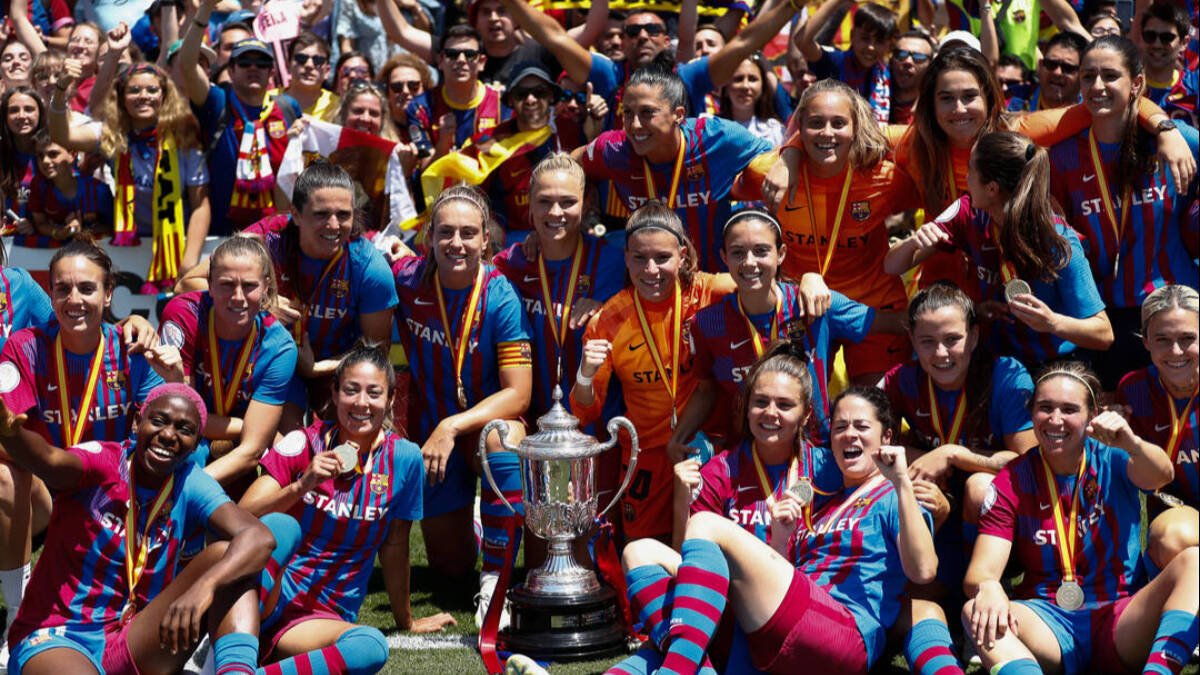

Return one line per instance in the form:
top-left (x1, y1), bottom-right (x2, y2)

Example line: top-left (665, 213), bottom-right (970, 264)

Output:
top-left (479, 387), bottom-right (640, 660)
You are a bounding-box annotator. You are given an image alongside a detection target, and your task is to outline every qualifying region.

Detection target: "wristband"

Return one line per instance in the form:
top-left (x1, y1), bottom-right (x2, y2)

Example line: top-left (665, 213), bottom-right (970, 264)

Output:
top-left (575, 365), bottom-right (593, 387)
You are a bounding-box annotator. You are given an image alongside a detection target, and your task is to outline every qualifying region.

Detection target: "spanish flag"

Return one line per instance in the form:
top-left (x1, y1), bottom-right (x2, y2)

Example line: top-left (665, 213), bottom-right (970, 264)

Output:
top-left (419, 125), bottom-right (553, 210)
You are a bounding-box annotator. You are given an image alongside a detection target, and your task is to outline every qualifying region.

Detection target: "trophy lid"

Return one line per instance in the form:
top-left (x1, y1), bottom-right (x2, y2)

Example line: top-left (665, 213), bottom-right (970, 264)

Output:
top-left (517, 387), bottom-right (610, 461)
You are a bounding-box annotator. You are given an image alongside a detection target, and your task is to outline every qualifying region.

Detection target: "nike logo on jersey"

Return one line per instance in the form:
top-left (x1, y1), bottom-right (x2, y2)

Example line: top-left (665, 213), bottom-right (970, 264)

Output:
top-left (523, 275), bottom-right (539, 283)
top-left (47, 382), bottom-right (59, 392)
top-left (414, 298), bottom-right (434, 306)
top-left (730, 338), bottom-right (752, 350)
top-left (629, 342), bottom-right (644, 351)
top-left (1039, 501), bottom-right (1053, 511)
top-left (980, 244), bottom-right (997, 252)
top-left (738, 484), bottom-right (759, 493)
top-left (915, 409), bottom-right (930, 417)
top-left (1155, 423), bottom-right (1172, 432)
top-left (1082, 173), bottom-right (1096, 183)
top-left (783, 202), bottom-right (807, 212)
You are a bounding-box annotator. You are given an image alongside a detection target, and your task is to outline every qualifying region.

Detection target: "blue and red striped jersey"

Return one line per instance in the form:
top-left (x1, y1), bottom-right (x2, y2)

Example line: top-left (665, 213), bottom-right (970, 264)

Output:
top-left (0, 267), bottom-right (53, 351)
top-left (9, 440), bottom-right (228, 646)
top-left (260, 421), bottom-right (424, 620)
top-left (1117, 366), bottom-right (1198, 508)
top-left (979, 440), bottom-right (1145, 608)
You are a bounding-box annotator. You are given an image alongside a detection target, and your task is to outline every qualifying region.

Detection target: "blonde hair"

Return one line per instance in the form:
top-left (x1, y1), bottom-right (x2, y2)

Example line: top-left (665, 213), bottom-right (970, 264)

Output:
top-left (421, 183), bottom-right (492, 283)
top-left (99, 63), bottom-right (201, 158)
top-left (1141, 285), bottom-right (1199, 335)
top-left (335, 81), bottom-right (398, 142)
top-left (530, 152), bottom-right (586, 197)
top-left (208, 235), bottom-right (279, 312)
top-left (794, 79), bottom-right (888, 170)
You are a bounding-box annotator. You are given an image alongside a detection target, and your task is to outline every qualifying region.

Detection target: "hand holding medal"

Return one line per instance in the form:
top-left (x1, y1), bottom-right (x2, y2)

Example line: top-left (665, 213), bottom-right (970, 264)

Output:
top-left (299, 449), bottom-right (343, 490)
top-left (332, 440), bottom-right (360, 474)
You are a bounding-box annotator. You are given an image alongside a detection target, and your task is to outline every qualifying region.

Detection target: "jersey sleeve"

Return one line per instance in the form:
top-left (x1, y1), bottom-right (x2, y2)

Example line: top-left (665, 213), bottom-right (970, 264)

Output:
top-left (706, 117), bottom-right (774, 174)
top-left (688, 314), bottom-right (716, 379)
top-left (932, 195), bottom-right (973, 251)
top-left (730, 149), bottom-right (777, 202)
top-left (157, 294), bottom-right (201, 376)
top-left (678, 56), bottom-right (715, 114)
top-left (990, 358), bottom-right (1034, 438)
top-left (250, 324), bottom-right (298, 405)
top-left (354, 241), bottom-right (401, 315)
top-left (579, 131), bottom-right (627, 181)
top-left (0, 330), bottom-right (40, 416)
top-left (181, 463), bottom-right (232, 529)
top-left (978, 465), bottom-right (1019, 540)
top-left (691, 452), bottom-right (732, 516)
top-left (809, 47), bottom-right (843, 80)
top-left (68, 441), bottom-right (123, 491)
top-left (13, 269), bottom-right (53, 326)
top-left (195, 84), bottom-right (228, 138)
top-left (1056, 227), bottom-right (1106, 320)
top-left (810, 446), bottom-right (843, 495)
top-left (260, 429), bottom-right (311, 486)
top-left (1015, 103), bottom-right (1093, 146)
top-left (825, 291), bottom-right (874, 344)
top-left (130, 352), bottom-right (165, 405)
top-left (488, 274), bottom-right (534, 346)
top-left (586, 53), bottom-right (623, 101)
top-left (388, 439), bottom-right (425, 522)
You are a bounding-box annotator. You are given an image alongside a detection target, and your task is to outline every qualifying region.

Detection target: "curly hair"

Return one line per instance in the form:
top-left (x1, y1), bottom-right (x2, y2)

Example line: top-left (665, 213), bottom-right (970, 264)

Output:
top-left (99, 63), bottom-right (201, 158)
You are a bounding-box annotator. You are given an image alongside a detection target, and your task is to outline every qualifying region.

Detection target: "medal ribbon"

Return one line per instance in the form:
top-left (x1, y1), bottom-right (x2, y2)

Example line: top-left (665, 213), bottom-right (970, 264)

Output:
top-left (925, 375), bottom-right (968, 446)
top-left (435, 265), bottom-right (485, 409)
top-left (1037, 451), bottom-right (1088, 584)
top-left (207, 312), bottom-right (257, 417)
top-left (632, 279), bottom-right (682, 427)
top-left (751, 441), bottom-right (798, 504)
top-left (802, 474), bottom-right (885, 545)
top-left (1086, 134), bottom-right (1131, 274)
top-left (292, 246), bottom-right (345, 342)
top-left (1163, 382), bottom-right (1198, 465)
top-left (53, 332), bottom-right (106, 446)
top-left (642, 130), bottom-right (686, 208)
top-left (735, 285), bottom-right (783, 358)
top-left (124, 467), bottom-right (174, 610)
top-left (801, 165), bottom-right (853, 276)
top-left (537, 237), bottom-right (584, 351)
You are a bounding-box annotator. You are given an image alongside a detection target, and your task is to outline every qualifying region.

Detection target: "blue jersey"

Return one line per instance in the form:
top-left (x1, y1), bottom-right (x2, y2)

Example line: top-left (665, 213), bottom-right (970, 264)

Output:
top-left (791, 478), bottom-right (934, 668)
top-left (249, 217), bottom-right (398, 361)
top-left (810, 47), bottom-right (890, 122)
top-left (980, 440), bottom-right (1145, 607)
top-left (1146, 68), bottom-right (1199, 128)
top-left (691, 284), bottom-right (873, 444)
top-left (0, 322), bottom-right (161, 447)
top-left (693, 439), bottom-right (842, 545)
top-left (260, 421), bottom-right (423, 620)
top-left (579, 117), bottom-right (773, 272)
top-left (492, 236), bottom-right (625, 419)
top-left (1049, 129), bottom-right (1199, 308)
top-left (883, 356), bottom-right (1034, 452)
top-left (934, 194), bottom-right (1106, 363)
top-left (587, 52), bottom-right (715, 120)
top-left (1117, 366), bottom-right (1199, 509)
top-left (159, 291), bottom-right (298, 416)
top-left (0, 267), bottom-right (53, 351)
top-left (9, 440), bottom-right (228, 645)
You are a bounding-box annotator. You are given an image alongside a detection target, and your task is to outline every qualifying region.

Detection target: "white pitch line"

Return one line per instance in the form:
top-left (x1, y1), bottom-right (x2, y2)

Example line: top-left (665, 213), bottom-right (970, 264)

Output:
top-left (387, 634), bottom-right (477, 650)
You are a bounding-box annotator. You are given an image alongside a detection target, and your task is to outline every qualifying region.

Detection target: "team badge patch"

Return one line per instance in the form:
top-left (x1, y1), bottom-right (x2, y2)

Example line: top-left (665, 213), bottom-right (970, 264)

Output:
top-left (576, 275), bottom-right (591, 295)
top-left (331, 279), bottom-right (350, 298)
top-left (0, 361), bottom-right (18, 393)
top-left (1011, 9), bottom-right (1026, 22)
top-left (26, 631), bottom-right (53, 647)
top-left (783, 319), bottom-right (806, 340)
top-left (851, 201), bottom-right (871, 222)
top-left (686, 164), bottom-right (705, 181)
top-left (161, 320), bottom-right (186, 349)
top-left (275, 430), bottom-right (307, 457)
top-left (76, 441), bottom-right (104, 454)
top-left (370, 473), bottom-right (389, 495)
top-left (106, 370), bottom-right (125, 390)
top-left (267, 120), bottom-right (287, 139)
top-left (1084, 478), bottom-right (1099, 501)
top-left (519, 343), bottom-right (532, 360)
top-left (0, 293), bottom-right (8, 311)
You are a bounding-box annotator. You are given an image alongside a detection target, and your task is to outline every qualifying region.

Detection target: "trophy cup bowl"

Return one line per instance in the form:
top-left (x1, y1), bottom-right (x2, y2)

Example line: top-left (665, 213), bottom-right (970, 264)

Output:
top-left (479, 389), bottom-right (640, 661)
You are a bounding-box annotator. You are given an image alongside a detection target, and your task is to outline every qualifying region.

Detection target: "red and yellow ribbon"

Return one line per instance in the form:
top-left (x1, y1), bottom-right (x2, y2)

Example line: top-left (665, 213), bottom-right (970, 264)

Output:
top-left (1163, 383), bottom-right (1198, 465)
top-left (926, 375), bottom-right (968, 446)
top-left (124, 468), bottom-right (174, 613)
top-left (642, 130), bottom-right (686, 208)
top-left (538, 237), bottom-right (584, 351)
top-left (292, 246), bottom-right (345, 342)
top-left (435, 265), bottom-right (485, 409)
top-left (1037, 452), bottom-right (1088, 585)
top-left (1086, 133), bottom-right (1131, 273)
top-left (632, 279), bottom-right (682, 428)
top-left (53, 333), bottom-right (106, 447)
top-left (800, 165), bottom-right (853, 276)
top-left (207, 312), bottom-right (258, 417)
top-left (735, 285), bottom-right (783, 359)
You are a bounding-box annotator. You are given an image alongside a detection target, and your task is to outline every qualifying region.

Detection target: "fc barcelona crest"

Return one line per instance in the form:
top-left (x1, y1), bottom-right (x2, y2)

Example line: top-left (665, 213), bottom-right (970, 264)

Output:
top-left (0, 293), bottom-right (7, 311)
top-left (851, 201), bottom-right (871, 222)
top-left (686, 164), bottom-right (705, 180)
top-left (106, 370), bottom-right (125, 390)
top-left (370, 473), bottom-right (389, 495)
top-left (267, 120), bottom-right (287, 139)
top-left (519, 343), bottom-right (533, 360)
top-left (331, 279), bottom-right (350, 298)
top-left (576, 275), bottom-right (591, 295)
top-left (783, 319), bottom-right (807, 340)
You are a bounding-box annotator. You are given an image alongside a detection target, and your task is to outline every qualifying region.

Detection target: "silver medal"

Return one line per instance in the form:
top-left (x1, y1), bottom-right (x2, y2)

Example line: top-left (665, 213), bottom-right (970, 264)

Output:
top-left (1056, 580), bottom-right (1084, 610)
top-left (331, 442), bottom-right (360, 474)
top-left (1004, 279), bottom-right (1032, 303)
top-left (789, 478), bottom-right (814, 506)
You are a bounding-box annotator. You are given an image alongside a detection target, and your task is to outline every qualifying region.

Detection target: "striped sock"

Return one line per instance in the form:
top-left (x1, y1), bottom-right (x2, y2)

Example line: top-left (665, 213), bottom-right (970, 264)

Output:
top-left (905, 618), bottom-right (964, 675)
top-left (605, 645), bottom-right (663, 675)
top-left (1144, 609), bottom-right (1198, 675)
top-left (214, 631), bottom-right (259, 675)
top-left (991, 659), bottom-right (1043, 675)
top-left (626, 564), bottom-right (674, 648)
top-left (480, 451), bottom-right (524, 574)
top-left (258, 626), bottom-right (388, 675)
top-left (659, 539), bottom-right (729, 675)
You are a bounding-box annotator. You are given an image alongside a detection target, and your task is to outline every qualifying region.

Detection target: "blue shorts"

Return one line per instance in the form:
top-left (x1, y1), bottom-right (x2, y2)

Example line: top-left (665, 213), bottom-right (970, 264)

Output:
top-left (9, 625), bottom-right (104, 674)
top-left (1014, 596), bottom-right (1132, 675)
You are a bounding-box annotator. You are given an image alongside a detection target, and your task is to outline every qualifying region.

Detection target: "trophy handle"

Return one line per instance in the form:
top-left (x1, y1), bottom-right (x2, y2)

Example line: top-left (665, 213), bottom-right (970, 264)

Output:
top-left (478, 419), bottom-right (518, 515)
top-left (596, 416), bottom-right (639, 520)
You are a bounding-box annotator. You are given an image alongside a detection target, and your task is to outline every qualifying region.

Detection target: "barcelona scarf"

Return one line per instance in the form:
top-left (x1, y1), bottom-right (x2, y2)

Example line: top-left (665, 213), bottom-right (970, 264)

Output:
top-left (114, 130), bottom-right (186, 286)
top-left (228, 97), bottom-right (277, 225)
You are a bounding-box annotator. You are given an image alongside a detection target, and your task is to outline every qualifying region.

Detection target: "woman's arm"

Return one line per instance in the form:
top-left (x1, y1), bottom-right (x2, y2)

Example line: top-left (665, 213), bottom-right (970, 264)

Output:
top-left (1088, 410), bottom-right (1174, 491)
top-left (204, 400), bottom-right (284, 485)
top-left (301, 307), bottom-right (393, 378)
top-left (875, 445), bottom-right (938, 584)
top-left (797, 0), bottom-right (847, 63)
top-left (89, 23), bottom-right (132, 122)
top-left (498, 0), bottom-right (592, 85)
top-left (377, 0), bottom-right (432, 63)
top-left (379, 519), bottom-right (458, 632)
top-left (566, 0), bottom-right (608, 48)
top-left (978, 0), bottom-right (999, 65)
top-left (675, 0), bottom-right (698, 64)
top-left (963, 534), bottom-right (1017, 649)
top-left (0, 406), bottom-right (83, 491)
top-left (883, 224), bottom-right (951, 275)
top-left (48, 61), bottom-right (101, 152)
top-left (180, 185), bottom-right (211, 273)
top-left (1008, 302), bottom-right (1114, 351)
top-left (237, 474), bottom-right (293, 516)
top-left (8, 0), bottom-right (48, 57)
top-left (175, 256), bottom-right (212, 293)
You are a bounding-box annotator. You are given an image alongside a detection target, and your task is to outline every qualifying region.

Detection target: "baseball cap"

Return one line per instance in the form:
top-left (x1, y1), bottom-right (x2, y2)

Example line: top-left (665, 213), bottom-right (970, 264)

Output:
top-left (230, 38), bottom-right (274, 61)
top-left (940, 30), bottom-right (982, 53)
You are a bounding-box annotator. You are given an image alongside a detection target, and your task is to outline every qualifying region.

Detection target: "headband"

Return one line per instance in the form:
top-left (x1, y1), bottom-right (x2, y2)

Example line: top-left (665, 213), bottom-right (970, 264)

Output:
top-left (625, 221), bottom-right (687, 246)
top-left (143, 382), bottom-right (208, 433)
top-left (1036, 370), bottom-right (1096, 408)
top-left (723, 208), bottom-right (783, 236)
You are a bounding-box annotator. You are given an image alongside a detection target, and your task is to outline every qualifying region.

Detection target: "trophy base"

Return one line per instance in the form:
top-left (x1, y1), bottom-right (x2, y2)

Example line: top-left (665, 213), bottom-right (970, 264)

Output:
top-left (499, 584), bottom-right (627, 661)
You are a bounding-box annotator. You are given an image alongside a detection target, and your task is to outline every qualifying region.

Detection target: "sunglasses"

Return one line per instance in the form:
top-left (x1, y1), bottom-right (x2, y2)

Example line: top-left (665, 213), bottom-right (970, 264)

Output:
top-left (1141, 29), bottom-right (1179, 45)
top-left (389, 80), bottom-right (422, 94)
top-left (339, 66), bottom-right (370, 79)
top-left (443, 48), bottom-right (481, 62)
top-left (892, 49), bottom-right (931, 63)
top-left (561, 89), bottom-right (588, 106)
top-left (292, 53), bottom-right (328, 67)
top-left (509, 85), bottom-right (555, 101)
top-left (1040, 57), bottom-right (1078, 75)
top-left (234, 57), bottom-right (273, 69)
top-left (624, 23), bottom-right (666, 38)
top-left (999, 78), bottom-right (1024, 89)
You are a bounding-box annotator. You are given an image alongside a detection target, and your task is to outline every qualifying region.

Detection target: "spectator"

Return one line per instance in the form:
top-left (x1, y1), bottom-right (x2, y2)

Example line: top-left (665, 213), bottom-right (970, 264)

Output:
top-left (336, 79), bottom-right (398, 140)
top-left (1007, 32), bottom-right (1086, 112)
top-left (994, 53), bottom-right (1032, 107)
top-left (798, 0), bottom-right (899, 123)
top-left (213, 17), bottom-right (253, 70)
top-left (718, 53), bottom-right (784, 147)
top-left (0, 40), bottom-right (32, 90)
top-left (27, 130), bottom-right (112, 240)
top-left (379, 51), bottom-right (430, 142)
top-left (1139, 0), bottom-right (1197, 127)
top-left (1085, 10), bottom-right (1124, 38)
top-left (0, 86), bottom-right (43, 222)
top-left (333, 50), bottom-right (374, 95)
top-left (338, 0), bottom-right (429, 72)
top-left (270, 31), bottom-right (340, 122)
top-left (889, 30), bottom-right (935, 124)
